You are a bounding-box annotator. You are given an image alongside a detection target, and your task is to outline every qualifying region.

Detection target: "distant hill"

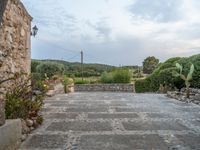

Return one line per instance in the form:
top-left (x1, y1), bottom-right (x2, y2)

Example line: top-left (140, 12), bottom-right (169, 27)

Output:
top-left (31, 59), bottom-right (116, 77)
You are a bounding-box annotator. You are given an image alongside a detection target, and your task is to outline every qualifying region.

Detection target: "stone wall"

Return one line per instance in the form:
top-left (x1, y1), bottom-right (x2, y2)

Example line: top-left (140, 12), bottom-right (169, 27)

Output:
top-left (74, 84), bottom-right (135, 92)
top-left (0, 0), bottom-right (32, 126)
top-left (167, 88), bottom-right (200, 105)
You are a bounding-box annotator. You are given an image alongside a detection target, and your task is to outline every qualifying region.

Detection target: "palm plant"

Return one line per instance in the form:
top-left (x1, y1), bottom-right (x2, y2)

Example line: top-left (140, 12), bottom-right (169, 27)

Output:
top-left (173, 63), bottom-right (195, 98)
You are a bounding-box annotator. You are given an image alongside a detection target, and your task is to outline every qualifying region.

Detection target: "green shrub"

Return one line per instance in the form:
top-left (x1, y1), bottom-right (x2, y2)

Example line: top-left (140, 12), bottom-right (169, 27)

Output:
top-left (5, 75), bottom-right (44, 119)
top-left (31, 73), bottom-right (43, 81)
top-left (32, 80), bottom-right (49, 94)
top-left (100, 69), bottom-right (131, 84)
top-left (74, 79), bottom-right (90, 84)
top-left (135, 54), bottom-right (200, 93)
top-left (61, 76), bottom-right (73, 93)
top-left (100, 72), bottom-right (113, 83)
top-left (135, 79), bottom-right (151, 93)
top-left (36, 62), bottom-right (65, 79)
top-left (112, 69), bottom-right (131, 83)
top-left (31, 60), bottom-right (41, 73)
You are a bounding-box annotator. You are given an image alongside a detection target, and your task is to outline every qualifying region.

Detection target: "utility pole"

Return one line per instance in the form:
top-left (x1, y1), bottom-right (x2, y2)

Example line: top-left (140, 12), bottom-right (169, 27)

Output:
top-left (81, 51), bottom-right (83, 81)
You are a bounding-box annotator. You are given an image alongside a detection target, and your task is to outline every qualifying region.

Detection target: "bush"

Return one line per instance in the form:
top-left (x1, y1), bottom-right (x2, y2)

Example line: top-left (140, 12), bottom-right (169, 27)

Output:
top-left (135, 79), bottom-right (151, 93)
top-left (5, 75), bottom-right (44, 119)
top-left (31, 73), bottom-right (43, 81)
top-left (74, 79), bottom-right (90, 84)
top-left (61, 76), bottom-right (73, 93)
top-left (100, 69), bottom-right (131, 84)
top-left (112, 69), bottom-right (131, 83)
top-left (135, 54), bottom-right (200, 93)
top-left (36, 62), bottom-right (65, 79)
top-left (100, 72), bottom-right (113, 83)
top-left (31, 60), bottom-right (41, 73)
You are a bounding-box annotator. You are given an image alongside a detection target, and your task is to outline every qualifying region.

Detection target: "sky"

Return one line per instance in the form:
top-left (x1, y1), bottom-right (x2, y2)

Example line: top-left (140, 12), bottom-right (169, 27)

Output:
top-left (21, 0), bottom-right (200, 66)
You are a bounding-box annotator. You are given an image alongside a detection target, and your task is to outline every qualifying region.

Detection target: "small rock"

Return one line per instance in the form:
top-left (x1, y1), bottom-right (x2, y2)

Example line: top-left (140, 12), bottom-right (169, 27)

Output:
top-left (30, 127), bottom-right (35, 131)
top-left (21, 119), bottom-right (30, 134)
top-left (26, 119), bottom-right (34, 127)
top-left (21, 134), bottom-right (27, 142)
top-left (33, 120), bottom-right (39, 128)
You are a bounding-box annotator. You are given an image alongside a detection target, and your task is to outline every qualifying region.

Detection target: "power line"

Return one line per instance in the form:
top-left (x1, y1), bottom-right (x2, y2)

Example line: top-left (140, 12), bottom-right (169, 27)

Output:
top-left (66, 53), bottom-right (80, 61)
top-left (84, 52), bottom-right (114, 66)
top-left (35, 37), bottom-right (80, 54)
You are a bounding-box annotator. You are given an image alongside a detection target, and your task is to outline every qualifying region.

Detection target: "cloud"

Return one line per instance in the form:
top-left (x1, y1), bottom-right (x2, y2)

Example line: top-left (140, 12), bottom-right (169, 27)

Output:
top-left (86, 18), bottom-right (112, 41)
top-left (129, 0), bottom-right (183, 22)
top-left (21, 0), bottom-right (200, 65)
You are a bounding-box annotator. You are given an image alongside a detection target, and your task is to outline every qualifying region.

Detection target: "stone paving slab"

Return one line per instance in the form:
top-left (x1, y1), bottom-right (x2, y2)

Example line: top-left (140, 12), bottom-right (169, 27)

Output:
top-left (122, 120), bottom-right (189, 131)
top-left (20, 93), bottom-right (200, 150)
top-left (175, 134), bottom-right (200, 149)
top-left (88, 113), bottom-right (139, 119)
top-left (21, 134), bottom-right (68, 149)
top-left (78, 134), bottom-right (169, 150)
top-left (44, 113), bottom-right (78, 119)
top-left (146, 113), bottom-right (174, 118)
top-left (46, 121), bottom-right (113, 132)
top-left (65, 107), bottom-right (108, 112)
top-left (115, 107), bottom-right (160, 112)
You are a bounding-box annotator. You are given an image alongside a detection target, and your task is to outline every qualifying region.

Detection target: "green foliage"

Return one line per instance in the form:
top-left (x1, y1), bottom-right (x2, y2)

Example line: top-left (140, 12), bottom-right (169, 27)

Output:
top-left (135, 79), bottom-right (151, 93)
top-left (33, 80), bottom-right (49, 94)
top-left (31, 60), bottom-right (41, 73)
top-left (100, 72), bottom-right (113, 83)
top-left (74, 79), bottom-right (90, 84)
top-left (36, 61), bottom-right (65, 79)
top-left (100, 69), bottom-right (131, 83)
top-left (5, 75), bottom-right (44, 119)
top-left (32, 59), bottom-right (115, 78)
top-left (143, 56), bottom-right (159, 74)
top-left (135, 54), bottom-right (200, 93)
top-left (31, 73), bottom-right (43, 81)
top-left (112, 69), bottom-right (131, 83)
top-left (173, 63), bottom-right (195, 98)
top-left (61, 76), bottom-right (73, 93)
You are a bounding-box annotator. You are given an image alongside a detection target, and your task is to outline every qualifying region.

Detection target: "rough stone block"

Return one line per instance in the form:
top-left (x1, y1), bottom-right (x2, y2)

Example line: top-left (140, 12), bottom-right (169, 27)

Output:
top-left (0, 119), bottom-right (22, 150)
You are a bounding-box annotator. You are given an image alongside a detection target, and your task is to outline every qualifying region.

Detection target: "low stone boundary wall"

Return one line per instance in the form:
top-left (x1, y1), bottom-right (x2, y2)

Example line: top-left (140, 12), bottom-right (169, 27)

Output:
top-left (167, 88), bottom-right (200, 105)
top-left (74, 84), bottom-right (135, 92)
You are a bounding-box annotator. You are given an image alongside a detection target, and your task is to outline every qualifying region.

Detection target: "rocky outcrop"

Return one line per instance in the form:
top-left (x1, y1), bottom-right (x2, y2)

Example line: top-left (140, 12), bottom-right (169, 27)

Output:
top-left (0, 0), bottom-right (32, 126)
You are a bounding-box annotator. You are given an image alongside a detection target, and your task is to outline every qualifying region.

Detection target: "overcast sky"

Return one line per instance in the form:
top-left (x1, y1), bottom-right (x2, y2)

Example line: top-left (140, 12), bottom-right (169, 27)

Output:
top-left (22, 0), bottom-right (200, 66)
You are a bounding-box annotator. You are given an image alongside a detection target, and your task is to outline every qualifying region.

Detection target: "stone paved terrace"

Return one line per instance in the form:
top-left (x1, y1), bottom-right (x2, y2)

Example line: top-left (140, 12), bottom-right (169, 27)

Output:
top-left (20, 93), bottom-right (200, 150)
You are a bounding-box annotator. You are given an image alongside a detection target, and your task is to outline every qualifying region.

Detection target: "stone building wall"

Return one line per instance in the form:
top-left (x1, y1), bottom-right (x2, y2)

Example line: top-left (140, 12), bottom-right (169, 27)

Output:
top-left (0, 0), bottom-right (32, 126)
top-left (74, 84), bottom-right (135, 92)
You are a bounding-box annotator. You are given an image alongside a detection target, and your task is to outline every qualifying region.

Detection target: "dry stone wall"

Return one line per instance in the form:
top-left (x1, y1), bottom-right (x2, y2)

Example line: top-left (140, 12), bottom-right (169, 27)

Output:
top-left (74, 84), bottom-right (135, 92)
top-left (0, 0), bottom-right (32, 126)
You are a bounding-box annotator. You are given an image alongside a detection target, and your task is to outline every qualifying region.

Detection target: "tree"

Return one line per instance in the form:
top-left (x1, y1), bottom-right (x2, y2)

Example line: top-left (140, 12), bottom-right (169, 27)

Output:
top-left (36, 62), bottom-right (65, 79)
top-left (143, 56), bottom-right (159, 74)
